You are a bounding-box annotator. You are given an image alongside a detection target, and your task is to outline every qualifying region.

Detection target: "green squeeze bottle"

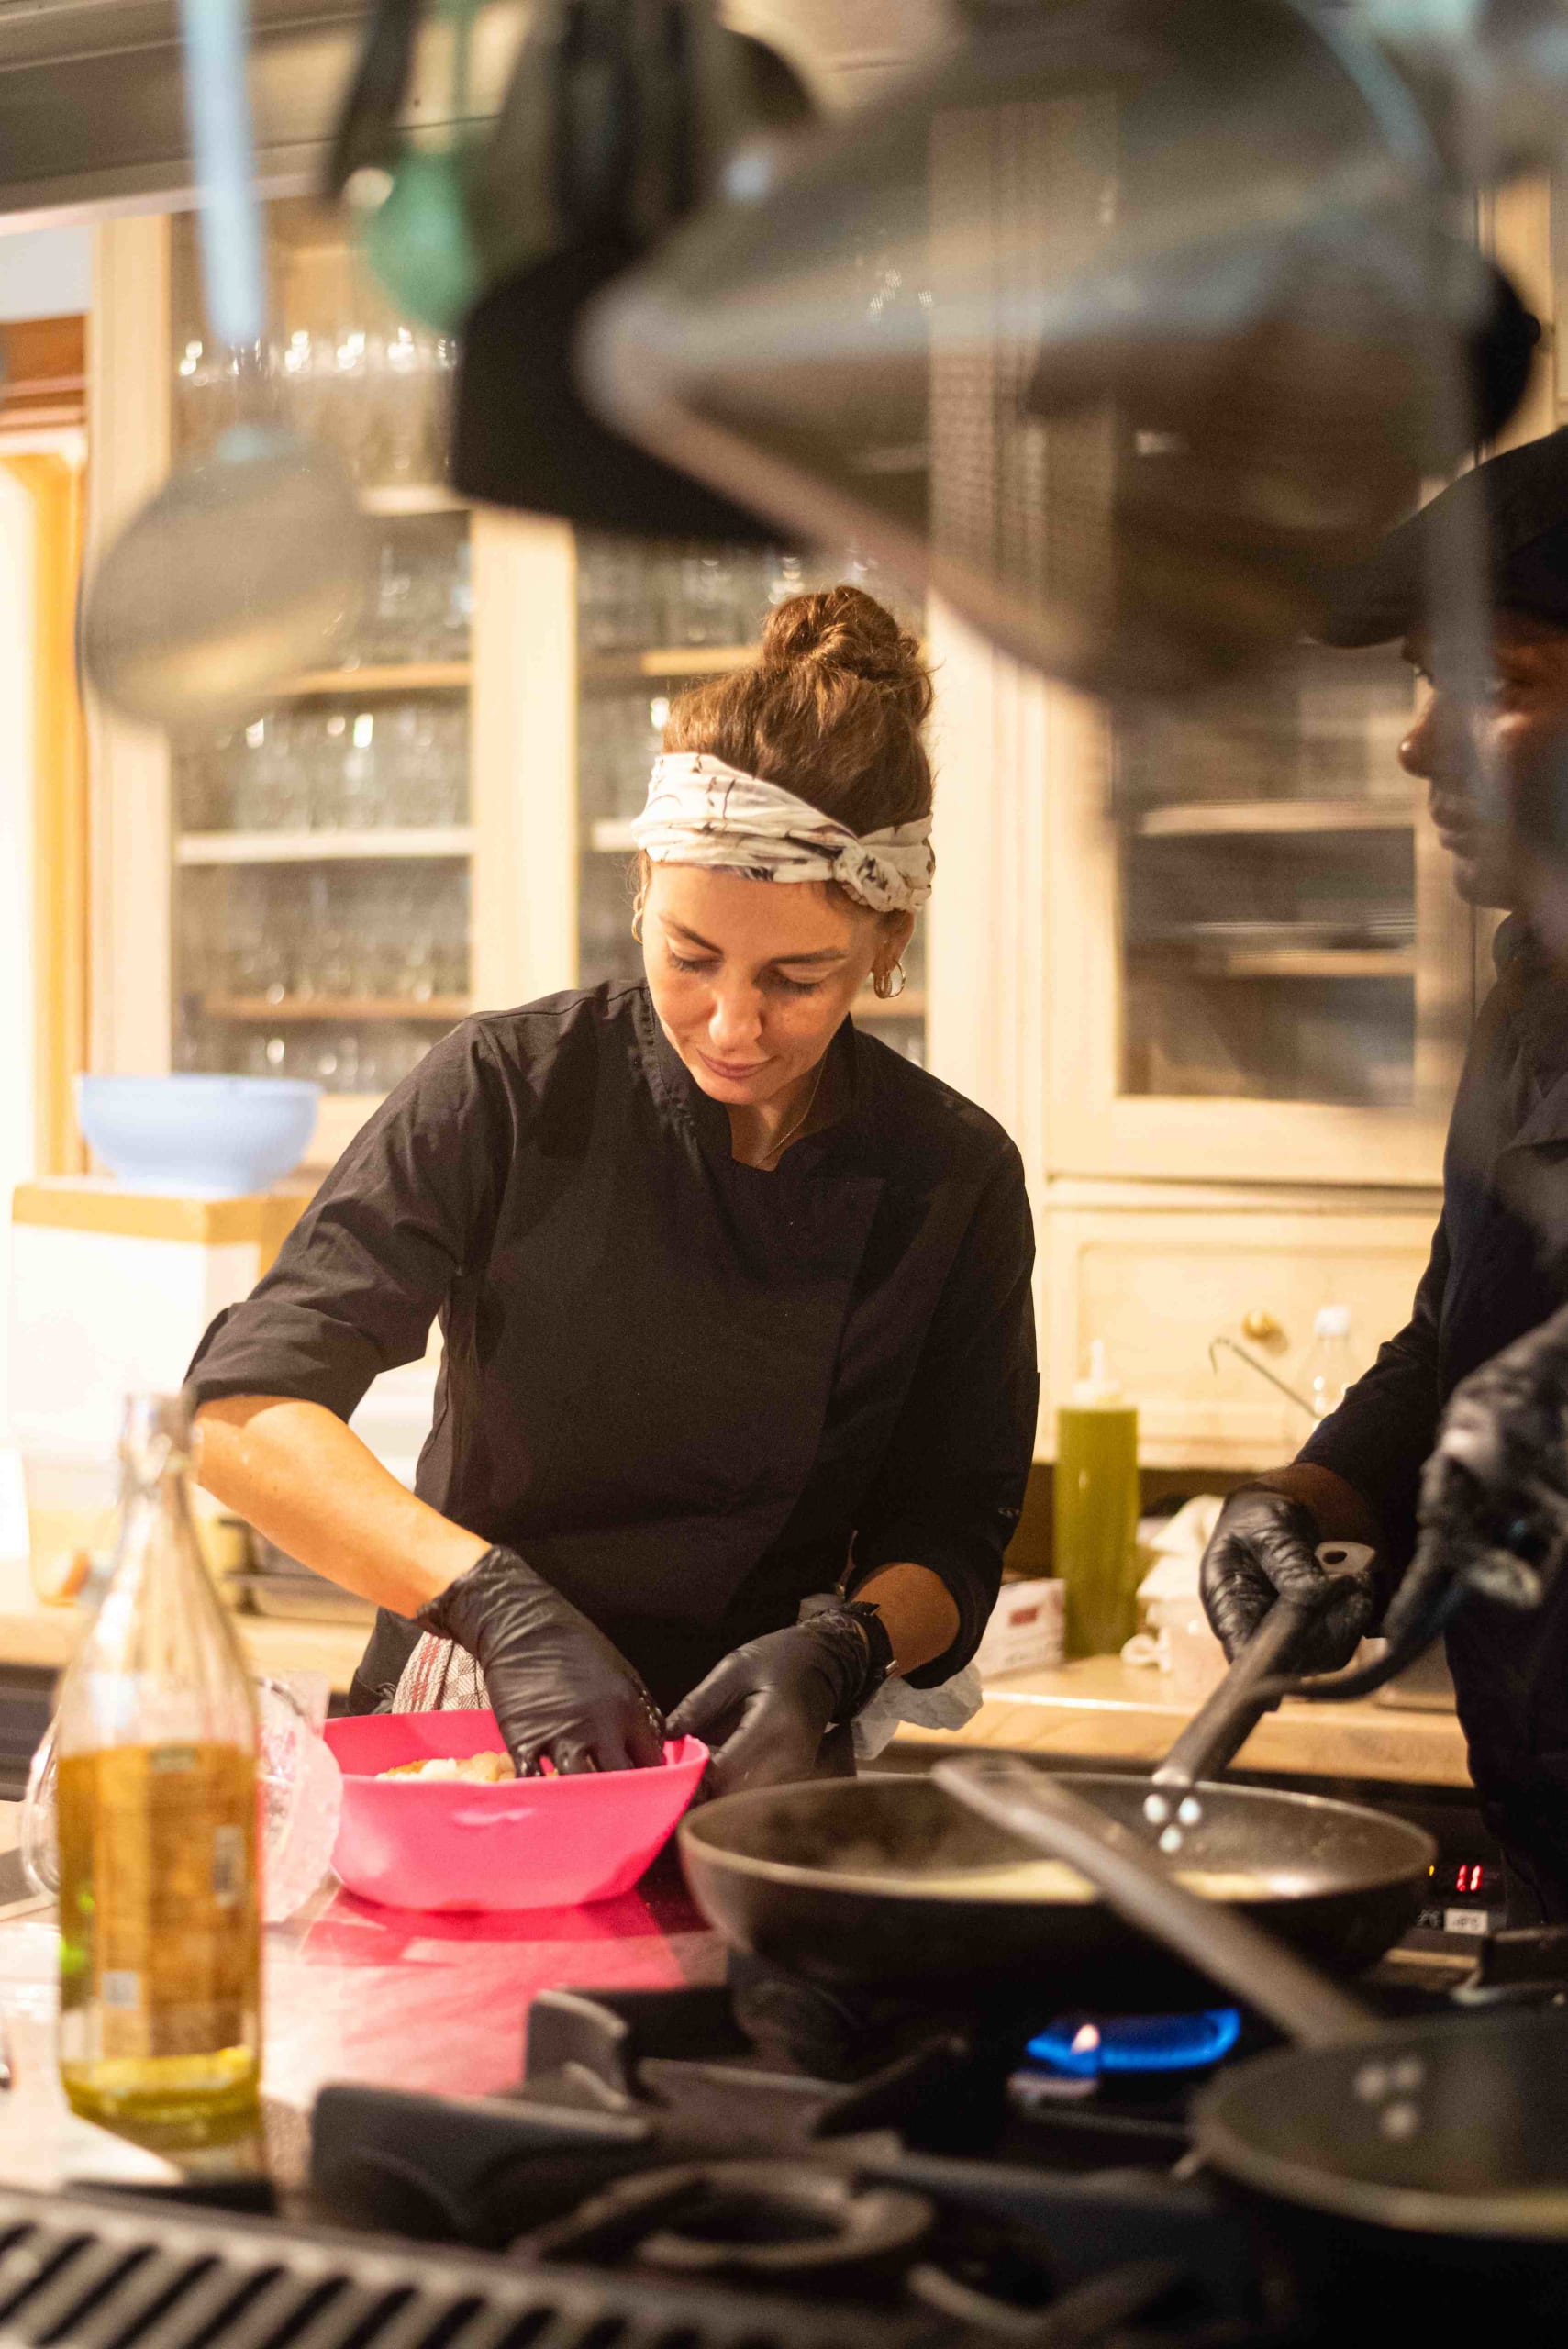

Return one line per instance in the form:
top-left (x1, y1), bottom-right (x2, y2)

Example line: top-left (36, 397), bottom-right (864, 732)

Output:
top-left (1055, 1341), bottom-right (1140, 1659)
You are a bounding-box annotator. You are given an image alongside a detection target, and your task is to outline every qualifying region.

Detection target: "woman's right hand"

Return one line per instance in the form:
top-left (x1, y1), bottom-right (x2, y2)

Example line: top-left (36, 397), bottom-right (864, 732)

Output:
top-left (417, 1546), bottom-right (666, 1774)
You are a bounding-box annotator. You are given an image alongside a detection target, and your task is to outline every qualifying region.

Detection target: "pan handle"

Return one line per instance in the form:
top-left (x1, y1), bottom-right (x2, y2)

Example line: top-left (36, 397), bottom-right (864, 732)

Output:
top-left (933, 1754), bottom-right (1380, 2050)
top-left (1151, 1594), bottom-right (1324, 1792)
top-left (1155, 1544), bottom-right (1375, 1789)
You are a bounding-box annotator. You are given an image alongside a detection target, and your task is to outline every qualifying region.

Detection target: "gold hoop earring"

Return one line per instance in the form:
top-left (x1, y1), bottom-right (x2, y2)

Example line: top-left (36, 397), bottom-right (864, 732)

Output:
top-left (631, 912), bottom-right (644, 942)
top-left (873, 962), bottom-right (907, 1001)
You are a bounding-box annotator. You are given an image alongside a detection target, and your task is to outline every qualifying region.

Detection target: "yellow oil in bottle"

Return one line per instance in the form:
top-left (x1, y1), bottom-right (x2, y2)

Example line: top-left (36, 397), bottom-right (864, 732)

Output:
top-left (58, 1742), bottom-right (260, 2144)
top-left (1055, 1342), bottom-right (1140, 1658)
top-left (51, 1395), bottom-right (261, 2156)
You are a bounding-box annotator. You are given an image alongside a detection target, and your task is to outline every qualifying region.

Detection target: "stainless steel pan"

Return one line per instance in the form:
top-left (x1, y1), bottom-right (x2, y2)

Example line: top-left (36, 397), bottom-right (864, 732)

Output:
top-left (678, 1598), bottom-right (1435, 1998)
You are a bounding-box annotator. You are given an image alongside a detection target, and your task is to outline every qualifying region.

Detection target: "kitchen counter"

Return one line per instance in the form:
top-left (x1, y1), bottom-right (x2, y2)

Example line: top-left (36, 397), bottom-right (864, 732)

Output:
top-left (897, 1653), bottom-right (1473, 1787)
top-left (0, 1830), bottom-right (723, 2197)
top-left (0, 1607), bottom-right (1473, 1787)
top-left (0, 1605), bottom-right (371, 1694)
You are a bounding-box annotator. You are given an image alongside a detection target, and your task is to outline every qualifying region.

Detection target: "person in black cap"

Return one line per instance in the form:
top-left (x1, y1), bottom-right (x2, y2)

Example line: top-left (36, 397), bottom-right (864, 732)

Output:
top-left (1198, 428), bottom-right (1568, 1923)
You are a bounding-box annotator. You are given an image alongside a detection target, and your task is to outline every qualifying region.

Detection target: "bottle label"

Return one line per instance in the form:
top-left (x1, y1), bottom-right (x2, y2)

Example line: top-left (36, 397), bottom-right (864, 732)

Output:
top-left (58, 1743), bottom-right (259, 2065)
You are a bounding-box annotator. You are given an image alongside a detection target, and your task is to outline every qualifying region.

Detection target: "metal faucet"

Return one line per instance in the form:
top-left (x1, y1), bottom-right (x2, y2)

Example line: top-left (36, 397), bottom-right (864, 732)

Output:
top-left (1208, 1335), bottom-right (1318, 1423)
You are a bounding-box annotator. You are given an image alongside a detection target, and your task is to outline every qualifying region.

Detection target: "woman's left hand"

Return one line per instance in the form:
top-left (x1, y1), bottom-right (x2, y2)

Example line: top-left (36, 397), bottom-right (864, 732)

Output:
top-left (668, 1611), bottom-right (880, 1797)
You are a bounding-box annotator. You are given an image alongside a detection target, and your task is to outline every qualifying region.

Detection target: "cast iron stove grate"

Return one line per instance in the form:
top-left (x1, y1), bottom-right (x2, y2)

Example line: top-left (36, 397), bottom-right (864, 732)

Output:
top-left (309, 1979), bottom-right (1264, 2343)
top-left (0, 2179), bottom-right (946, 2349)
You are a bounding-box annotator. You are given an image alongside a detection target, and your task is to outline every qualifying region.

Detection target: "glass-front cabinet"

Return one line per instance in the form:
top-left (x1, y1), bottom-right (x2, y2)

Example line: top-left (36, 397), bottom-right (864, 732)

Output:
top-left (1114, 643), bottom-right (1431, 1111)
top-left (167, 201), bottom-right (476, 1158)
top-left (1029, 640), bottom-right (1473, 1191)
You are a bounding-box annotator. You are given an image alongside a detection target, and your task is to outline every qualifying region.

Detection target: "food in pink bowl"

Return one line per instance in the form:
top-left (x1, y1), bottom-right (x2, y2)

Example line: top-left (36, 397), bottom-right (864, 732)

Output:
top-left (322, 1709), bottom-right (707, 1911)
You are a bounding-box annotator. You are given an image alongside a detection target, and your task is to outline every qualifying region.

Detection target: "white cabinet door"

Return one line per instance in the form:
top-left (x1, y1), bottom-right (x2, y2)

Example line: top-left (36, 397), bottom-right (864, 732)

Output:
top-left (1043, 1188), bottom-right (1441, 1468)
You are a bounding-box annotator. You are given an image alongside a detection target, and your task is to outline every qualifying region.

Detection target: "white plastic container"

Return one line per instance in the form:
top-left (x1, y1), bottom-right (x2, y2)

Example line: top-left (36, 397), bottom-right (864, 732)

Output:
top-left (974, 1577), bottom-right (1066, 1678)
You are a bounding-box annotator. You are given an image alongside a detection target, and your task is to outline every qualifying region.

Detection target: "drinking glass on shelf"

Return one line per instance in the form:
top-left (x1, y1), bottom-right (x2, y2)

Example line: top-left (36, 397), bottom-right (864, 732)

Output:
top-left (339, 713), bottom-right (382, 829)
top-left (444, 539), bottom-right (473, 658)
top-left (280, 326), bottom-right (335, 449)
top-left (320, 921), bottom-right (355, 997)
top-left (579, 540), bottom-right (651, 651)
top-left (328, 325), bottom-right (373, 477)
top-left (355, 1032), bottom-right (391, 1095)
top-left (231, 719), bottom-right (272, 830)
top-left (766, 549), bottom-right (807, 608)
top-left (173, 336), bottom-right (251, 458)
top-left (407, 543), bottom-right (458, 662)
top-left (371, 324), bottom-right (440, 486)
top-left (671, 546), bottom-right (743, 646)
top-left (371, 539), bottom-right (416, 663)
top-left (400, 930), bottom-right (439, 1004)
top-left (308, 712), bottom-right (348, 829)
top-left (333, 1032), bottom-right (362, 1092)
top-left (433, 928), bottom-right (469, 998)
top-left (274, 718), bottom-right (311, 829)
top-left (429, 333), bottom-right (459, 477)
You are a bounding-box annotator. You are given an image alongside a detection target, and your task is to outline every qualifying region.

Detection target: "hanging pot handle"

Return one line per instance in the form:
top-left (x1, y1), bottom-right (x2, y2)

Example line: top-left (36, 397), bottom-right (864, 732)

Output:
top-left (934, 1755), bottom-right (1379, 2050)
top-left (325, 0), bottom-right (422, 198)
top-left (178, 0), bottom-right (267, 351)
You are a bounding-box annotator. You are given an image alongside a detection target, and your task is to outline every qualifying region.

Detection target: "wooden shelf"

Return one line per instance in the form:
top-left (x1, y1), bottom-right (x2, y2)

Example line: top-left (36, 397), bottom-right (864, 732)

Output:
top-left (581, 643), bottom-right (761, 685)
top-left (1136, 798), bottom-right (1417, 839)
top-left (588, 819), bottom-right (638, 853)
top-left (278, 662), bottom-right (471, 696)
top-left (201, 996), bottom-right (470, 1023)
top-left (177, 827), bottom-right (475, 865)
top-left (857, 990), bottom-right (927, 1020)
top-left (1136, 947), bottom-right (1418, 979)
top-left (581, 638), bottom-right (930, 686)
top-left (358, 484), bottom-right (468, 518)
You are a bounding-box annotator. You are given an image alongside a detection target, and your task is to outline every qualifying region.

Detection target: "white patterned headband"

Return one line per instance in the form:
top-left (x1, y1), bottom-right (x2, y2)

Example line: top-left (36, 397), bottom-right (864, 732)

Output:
top-left (629, 753), bottom-right (934, 914)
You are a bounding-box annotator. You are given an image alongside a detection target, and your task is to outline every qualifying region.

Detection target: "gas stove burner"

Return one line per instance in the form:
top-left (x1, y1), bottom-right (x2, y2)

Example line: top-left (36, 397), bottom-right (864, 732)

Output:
top-left (1025, 2009), bottom-right (1244, 2083)
top-left (524, 2159), bottom-right (935, 2293)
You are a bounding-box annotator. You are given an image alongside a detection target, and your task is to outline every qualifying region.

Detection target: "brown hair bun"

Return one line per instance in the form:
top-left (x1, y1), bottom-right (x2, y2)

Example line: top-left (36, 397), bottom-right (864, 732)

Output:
top-left (663, 583), bottom-right (933, 840)
top-left (760, 586), bottom-right (933, 729)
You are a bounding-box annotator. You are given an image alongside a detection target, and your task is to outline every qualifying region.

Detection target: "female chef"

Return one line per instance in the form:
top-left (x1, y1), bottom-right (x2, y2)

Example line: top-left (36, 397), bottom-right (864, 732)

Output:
top-left (187, 586), bottom-right (1038, 1794)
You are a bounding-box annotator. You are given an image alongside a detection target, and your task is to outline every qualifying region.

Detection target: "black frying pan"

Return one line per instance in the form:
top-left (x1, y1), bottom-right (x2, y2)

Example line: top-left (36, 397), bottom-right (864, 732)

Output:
top-left (678, 1598), bottom-right (1435, 1999)
top-left (940, 1756), bottom-right (1568, 2343)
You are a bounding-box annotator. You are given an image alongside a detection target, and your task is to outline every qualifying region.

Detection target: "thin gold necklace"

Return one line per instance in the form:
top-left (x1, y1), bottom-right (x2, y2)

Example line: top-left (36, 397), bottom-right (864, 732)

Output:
top-left (755, 1054), bottom-right (827, 1169)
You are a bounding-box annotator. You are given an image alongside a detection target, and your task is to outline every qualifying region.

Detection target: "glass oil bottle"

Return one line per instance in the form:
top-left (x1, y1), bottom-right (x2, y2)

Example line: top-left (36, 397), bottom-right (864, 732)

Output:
top-left (1055, 1341), bottom-right (1141, 1657)
top-left (54, 1393), bottom-right (261, 2149)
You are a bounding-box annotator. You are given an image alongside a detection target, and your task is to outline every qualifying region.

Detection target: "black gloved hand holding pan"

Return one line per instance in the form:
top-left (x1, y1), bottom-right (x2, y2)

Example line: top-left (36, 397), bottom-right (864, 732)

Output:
top-left (1199, 1486), bottom-right (1380, 1678)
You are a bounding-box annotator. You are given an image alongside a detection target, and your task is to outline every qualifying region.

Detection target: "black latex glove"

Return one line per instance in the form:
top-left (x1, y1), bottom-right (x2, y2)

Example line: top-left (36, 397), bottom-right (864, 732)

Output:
top-left (1198, 1485), bottom-right (1377, 1677)
top-left (1392, 1305), bottom-right (1568, 1642)
top-left (667, 1609), bottom-right (884, 1798)
top-left (417, 1545), bottom-right (665, 1776)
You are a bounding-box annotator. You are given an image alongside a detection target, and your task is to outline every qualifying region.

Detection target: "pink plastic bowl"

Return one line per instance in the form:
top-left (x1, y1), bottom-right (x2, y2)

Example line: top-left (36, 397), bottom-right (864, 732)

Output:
top-left (322, 1710), bottom-right (708, 1911)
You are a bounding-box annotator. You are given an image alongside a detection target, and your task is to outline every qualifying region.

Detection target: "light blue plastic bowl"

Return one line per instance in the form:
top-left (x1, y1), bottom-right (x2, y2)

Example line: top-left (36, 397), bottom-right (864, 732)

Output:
top-left (77, 1074), bottom-right (321, 1197)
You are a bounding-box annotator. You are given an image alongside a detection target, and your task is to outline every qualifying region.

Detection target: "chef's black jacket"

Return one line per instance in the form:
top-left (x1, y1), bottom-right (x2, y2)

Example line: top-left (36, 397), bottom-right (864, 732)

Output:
top-left (1301, 918), bottom-right (1568, 1918)
top-left (187, 983), bottom-right (1039, 1716)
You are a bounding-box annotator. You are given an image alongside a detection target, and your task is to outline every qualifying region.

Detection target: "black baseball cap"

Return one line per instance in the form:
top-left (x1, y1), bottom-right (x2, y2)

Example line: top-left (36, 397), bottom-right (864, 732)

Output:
top-left (1322, 427), bottom-right (1568, 647)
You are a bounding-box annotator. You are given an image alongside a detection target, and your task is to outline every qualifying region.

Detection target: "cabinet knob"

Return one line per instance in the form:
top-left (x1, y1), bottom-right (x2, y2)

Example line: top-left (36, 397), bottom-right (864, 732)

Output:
top-left (1241, 1310), bottom-right (1284, 1348)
